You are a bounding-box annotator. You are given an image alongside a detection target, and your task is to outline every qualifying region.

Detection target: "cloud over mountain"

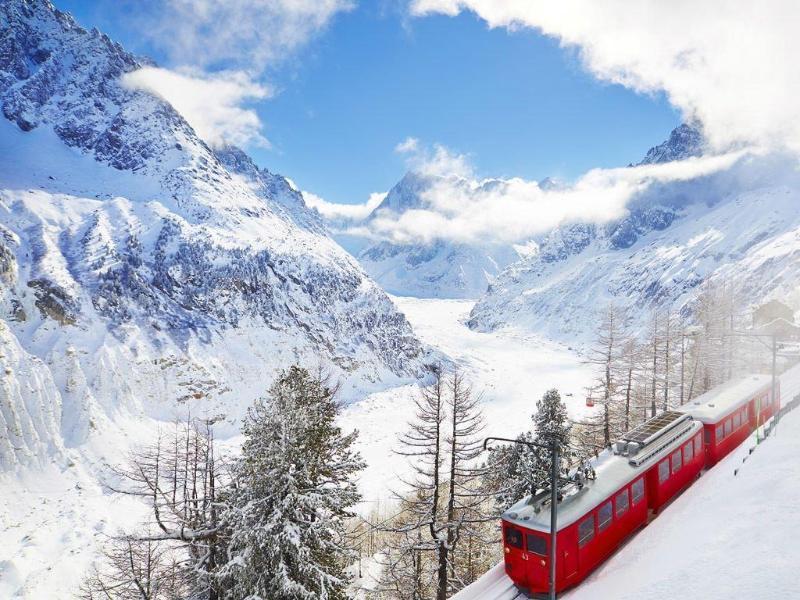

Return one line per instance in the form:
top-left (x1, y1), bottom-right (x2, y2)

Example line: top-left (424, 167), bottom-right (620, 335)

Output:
top-left (411, 0), bottom-right (800, 155)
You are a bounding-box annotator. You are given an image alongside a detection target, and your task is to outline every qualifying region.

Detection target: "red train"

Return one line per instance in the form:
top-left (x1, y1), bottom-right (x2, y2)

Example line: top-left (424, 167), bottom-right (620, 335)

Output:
top-left (501, 375), bottom-right (777, 596)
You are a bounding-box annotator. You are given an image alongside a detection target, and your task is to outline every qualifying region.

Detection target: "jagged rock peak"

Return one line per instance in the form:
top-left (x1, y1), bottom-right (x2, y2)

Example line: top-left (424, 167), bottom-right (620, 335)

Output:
top-left (638, 123), bottom-right (704, 165)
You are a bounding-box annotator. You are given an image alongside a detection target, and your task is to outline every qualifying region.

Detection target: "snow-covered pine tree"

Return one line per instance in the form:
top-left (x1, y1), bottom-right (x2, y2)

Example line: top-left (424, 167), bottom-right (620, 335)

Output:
top-left (483, 431), bottom-right (538, 510)
top-left (530, 389), bottom-right (573, 489)
top-left (220, 366), bottom-right (365, 600)
top-left (486, 388), bottom-right (574, 511)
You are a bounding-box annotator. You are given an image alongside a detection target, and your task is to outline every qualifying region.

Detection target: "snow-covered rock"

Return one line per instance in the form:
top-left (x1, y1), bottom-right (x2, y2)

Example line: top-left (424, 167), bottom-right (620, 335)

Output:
top-left (468, 127), bottom-right (800, 336)
top-left (358, 172), bottom-right (521, 298)
top-left (0, 0), bottom-right (427, 471)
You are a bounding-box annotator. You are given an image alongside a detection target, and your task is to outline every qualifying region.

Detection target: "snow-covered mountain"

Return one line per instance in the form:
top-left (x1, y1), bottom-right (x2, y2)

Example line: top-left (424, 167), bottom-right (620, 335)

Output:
top-left (468, 126), bottom-right (800, 336)
top-left (357, 172), bottom-right (521, 298)
top-left (0, 0), bottom-right (427, 471)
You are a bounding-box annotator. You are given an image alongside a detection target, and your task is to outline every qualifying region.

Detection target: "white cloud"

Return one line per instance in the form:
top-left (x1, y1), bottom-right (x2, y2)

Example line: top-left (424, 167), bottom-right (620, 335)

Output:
top-left (303, 190), bottom-right (387, 222)
top-left (410, 0), bottom-right (800, 155)
top-left (122, 67), bottom-right (271, 148)
top-left (395, 136), bottom-right (420, 154)
top-left (346, 150), bottom-right (749, 245)
top-left (396, 138), bottom-right (474, 179)
top-left (147, 0), bottom-right (354, 71)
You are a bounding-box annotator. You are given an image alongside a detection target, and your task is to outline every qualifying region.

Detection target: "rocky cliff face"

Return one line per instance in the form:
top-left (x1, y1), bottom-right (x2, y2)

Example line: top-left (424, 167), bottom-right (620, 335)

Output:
top-left (0, 0), bottom-right (426, 470)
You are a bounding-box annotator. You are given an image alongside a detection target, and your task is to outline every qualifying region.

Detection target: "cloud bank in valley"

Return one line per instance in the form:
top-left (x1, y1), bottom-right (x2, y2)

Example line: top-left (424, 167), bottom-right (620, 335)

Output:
top-left (303, 190), bottom-right (388, 222)
top-left (410, 0), bottom-right (800, 155)
top-left (341, 146), bottom-right (747, 245)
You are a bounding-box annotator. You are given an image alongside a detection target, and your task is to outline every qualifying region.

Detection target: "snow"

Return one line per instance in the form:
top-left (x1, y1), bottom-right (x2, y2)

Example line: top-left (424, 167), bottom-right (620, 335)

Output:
top-left (675, 374), bottom-right (771, 422)
top-left (470, 164), bottom-right (800, 338)
top-left (454, 364), bottom-right (800, 600)
top-left (341, 296), bottom-right (593, 506)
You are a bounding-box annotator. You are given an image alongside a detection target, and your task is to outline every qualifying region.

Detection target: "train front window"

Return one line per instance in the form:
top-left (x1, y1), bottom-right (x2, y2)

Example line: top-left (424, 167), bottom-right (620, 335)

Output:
top-left (578, 515), bottom-right (595, 547)
top-left (505, 527), bottom-right (523, 549)
top-left (526, 534), bottom-right (547, 556)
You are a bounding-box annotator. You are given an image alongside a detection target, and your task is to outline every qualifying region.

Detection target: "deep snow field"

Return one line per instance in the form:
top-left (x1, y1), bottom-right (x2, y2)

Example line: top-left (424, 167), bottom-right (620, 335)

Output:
top-left (453, 363), bottom-right (800, 600)
top-left (341, 296), bottom-right (593, 507)
top-left (0, 296), bottom-right (593, 598)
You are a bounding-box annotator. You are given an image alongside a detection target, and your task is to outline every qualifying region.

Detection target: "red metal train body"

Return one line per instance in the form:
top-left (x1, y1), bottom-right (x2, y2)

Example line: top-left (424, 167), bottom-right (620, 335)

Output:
top-left (501, 375), bottom-right (776, 596)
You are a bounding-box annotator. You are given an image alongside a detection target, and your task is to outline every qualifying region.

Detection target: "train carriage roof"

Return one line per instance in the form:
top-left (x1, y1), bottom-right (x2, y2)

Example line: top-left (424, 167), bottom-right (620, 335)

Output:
top-left (675, 375), bottom-right (772, 423)
top-left (502, 417), bottom-right (702, 533)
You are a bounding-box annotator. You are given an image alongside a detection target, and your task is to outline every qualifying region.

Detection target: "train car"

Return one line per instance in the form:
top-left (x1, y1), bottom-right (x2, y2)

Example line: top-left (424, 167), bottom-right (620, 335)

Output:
top-left (501, 412), bottom-right (703, 595)
top-left (676, 375), bottom-right (776, 468)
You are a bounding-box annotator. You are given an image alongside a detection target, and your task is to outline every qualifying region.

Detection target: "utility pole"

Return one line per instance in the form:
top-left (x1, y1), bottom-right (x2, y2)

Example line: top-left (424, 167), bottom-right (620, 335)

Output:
top-left (484, 436), bottom-right (561, 600)
top-left (549, 440), bottom-right (558, 600)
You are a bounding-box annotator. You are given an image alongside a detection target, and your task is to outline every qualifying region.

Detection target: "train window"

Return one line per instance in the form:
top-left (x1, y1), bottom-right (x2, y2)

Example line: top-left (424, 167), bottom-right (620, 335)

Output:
top-left (716, 425), bottom-right (724, 442)
top-left (733, 413), bottom-right (740, 429)
top-left (725, 419), bottom-right (733, 436)
top-left (616, 489), bottom-right (629, 517)
top-left (526, 534), bottom-right (547, 556)
top-left (598, 501), bottom-right (613, 532)
top-left (505, 527), bottom-right (523, 549)
top-left (671, 450), bottom-right (682, 473)
top-left (694, 435), bottom-right (702, 454)
top-left (658, 460), bottom-right (669, 483)
top-left (578, 515), bottom-right (595, 547)
top-left (704, 428), bottom-right (711, 444)
top-left (631, 478), bottom-right (645, 504)
top-left (684, 442), bottom-right (694, 463)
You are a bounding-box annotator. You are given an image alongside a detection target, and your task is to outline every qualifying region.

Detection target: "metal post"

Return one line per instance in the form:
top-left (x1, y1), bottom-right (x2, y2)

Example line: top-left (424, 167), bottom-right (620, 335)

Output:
top-left (549, 442), bottom-right (558, 600)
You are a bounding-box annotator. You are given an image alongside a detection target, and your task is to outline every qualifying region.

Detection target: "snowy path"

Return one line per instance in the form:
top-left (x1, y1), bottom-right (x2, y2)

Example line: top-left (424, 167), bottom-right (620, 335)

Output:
top-left (341, 296), bottom-right (592, 507)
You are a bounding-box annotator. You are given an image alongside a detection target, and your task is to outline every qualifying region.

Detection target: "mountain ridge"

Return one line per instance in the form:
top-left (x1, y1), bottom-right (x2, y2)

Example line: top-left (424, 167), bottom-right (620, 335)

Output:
top-left (0, 0), bottom-right (427, 471)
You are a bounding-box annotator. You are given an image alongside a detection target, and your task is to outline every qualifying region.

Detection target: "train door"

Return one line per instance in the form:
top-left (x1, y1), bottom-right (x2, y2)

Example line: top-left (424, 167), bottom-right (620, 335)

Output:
top-left (525, 531), bottom-right (551, 592)
top-left (562, 545), bottom-right (578, 581)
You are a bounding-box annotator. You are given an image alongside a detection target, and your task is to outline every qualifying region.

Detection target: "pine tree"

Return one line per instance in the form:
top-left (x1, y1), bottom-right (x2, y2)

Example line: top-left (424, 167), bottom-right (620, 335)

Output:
top-left (487, 389), bottom-right (573, 511)
top-left (220, 366), bottom-right (365, 600)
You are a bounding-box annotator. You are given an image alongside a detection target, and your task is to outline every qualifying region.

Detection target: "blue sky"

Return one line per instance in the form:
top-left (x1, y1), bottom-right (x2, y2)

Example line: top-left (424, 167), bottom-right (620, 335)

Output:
top-left (59, 1), bottom-right (680, 205)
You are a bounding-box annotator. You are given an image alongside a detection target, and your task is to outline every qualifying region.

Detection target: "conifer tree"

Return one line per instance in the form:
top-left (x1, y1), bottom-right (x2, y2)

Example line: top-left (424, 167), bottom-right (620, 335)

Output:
top-left (220, 366), bottom-right (365, 600)
top-left (487, 388), bottom-right (573, 509)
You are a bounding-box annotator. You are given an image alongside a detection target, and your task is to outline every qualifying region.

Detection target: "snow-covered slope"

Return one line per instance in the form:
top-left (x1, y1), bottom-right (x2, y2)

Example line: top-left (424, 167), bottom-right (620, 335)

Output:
top-left (469, 128), bottom-right (800, 336)
top-left (358, 172), bottom-right (521, 298)
top-left (0, 0), bottom-right (427, 472)
top-left (455, 364), bottom-right (800, 600)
